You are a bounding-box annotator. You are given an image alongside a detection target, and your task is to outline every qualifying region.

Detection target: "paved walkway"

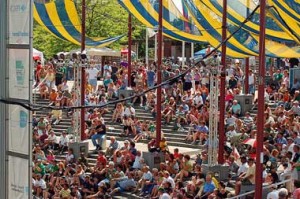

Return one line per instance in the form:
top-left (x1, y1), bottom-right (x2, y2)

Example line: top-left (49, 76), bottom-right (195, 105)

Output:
top-left (83, 139), bottom-right (201, 156)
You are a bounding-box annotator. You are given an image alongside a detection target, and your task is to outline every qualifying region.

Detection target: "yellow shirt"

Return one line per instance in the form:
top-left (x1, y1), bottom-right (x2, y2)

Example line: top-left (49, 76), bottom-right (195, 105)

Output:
top-left (60, 188), bottom-right (71, 198)
top-left (51, 110), bottom-right (62, 119)
top-left (245, 164), bottom-right (256, 184)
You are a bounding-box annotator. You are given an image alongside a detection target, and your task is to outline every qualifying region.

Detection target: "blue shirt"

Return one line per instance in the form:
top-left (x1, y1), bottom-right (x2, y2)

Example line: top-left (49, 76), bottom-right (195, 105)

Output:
top-left (196, 125), bottom-right (209, 134)
top-left (203, 181), bottom-right (215, 193)
top-left (147, 70), bottom-right (155, 81)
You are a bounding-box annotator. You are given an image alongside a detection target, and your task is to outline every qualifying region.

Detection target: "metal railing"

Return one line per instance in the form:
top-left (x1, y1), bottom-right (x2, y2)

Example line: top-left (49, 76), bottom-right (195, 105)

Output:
top-left (227, 178), bottom-right (293, 199)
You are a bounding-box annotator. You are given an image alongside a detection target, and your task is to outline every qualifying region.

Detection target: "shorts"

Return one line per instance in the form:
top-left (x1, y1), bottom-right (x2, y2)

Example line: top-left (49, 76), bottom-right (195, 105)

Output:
top-left (89, 79), bottom-right (97, 87)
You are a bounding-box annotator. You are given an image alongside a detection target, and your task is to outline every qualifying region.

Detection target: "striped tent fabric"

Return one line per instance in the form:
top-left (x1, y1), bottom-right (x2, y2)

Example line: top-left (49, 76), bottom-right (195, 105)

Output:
top-left (34, 0), bottom-right (124, 47)
top-left (118, 0), bottom-right (207, 43)
top-left (201, 0), bottom-right (297, 43)
top-left (119, 0), bottom-right (300, 58)
top-left (185, 0), bottom-right (300, 58)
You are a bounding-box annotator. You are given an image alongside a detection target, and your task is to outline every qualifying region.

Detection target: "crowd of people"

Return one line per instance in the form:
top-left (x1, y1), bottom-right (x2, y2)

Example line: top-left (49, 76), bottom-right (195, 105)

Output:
top-left (31, 55), bottom-right (300, 199)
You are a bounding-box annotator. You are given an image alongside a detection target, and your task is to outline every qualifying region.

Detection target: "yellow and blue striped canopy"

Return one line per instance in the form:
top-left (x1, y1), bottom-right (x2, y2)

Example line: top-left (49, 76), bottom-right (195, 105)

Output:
top-left (34, 0), bottom-right (124, 47)
top-left (119, 0), bottom-right (300, 58)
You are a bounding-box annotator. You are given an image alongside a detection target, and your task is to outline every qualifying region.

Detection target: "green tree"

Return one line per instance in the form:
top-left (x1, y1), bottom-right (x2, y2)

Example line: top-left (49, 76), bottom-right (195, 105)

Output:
top-left (33, 0), bottom-right (145, 58)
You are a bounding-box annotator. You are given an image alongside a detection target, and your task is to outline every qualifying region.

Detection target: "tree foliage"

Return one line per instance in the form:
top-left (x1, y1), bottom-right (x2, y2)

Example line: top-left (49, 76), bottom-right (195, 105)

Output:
top-left (33, 0), bottom-right (145, 59)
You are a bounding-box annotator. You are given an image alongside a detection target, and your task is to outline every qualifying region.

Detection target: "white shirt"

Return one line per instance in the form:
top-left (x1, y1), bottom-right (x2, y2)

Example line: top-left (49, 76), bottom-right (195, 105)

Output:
top-left (47, 134), bottom-right (58, 144)
top-left (123, 107), bottom-right (135, 117)
top-left (163, 176), bottom-right (175, 188)
top-left (87, 68), bottom-right (99, 80)
top-left (226, 130), bottom-right (238, 139)
top-left (194, 95), bottom-right (203, 105)
top-left (59, 135), bottom-right (69, 146)
top-left (132, 156), bottom-right (142, 169)
top-left (248, 74), bottom-right (255, 85)
top-left (34, 178), bottom-right (47, 189)
top-left (237, 163), bottom-right (249, 176)
top-left (142, 171), bottom-right (153, 181)
top-left (267, 190), bottom-right (279, 199)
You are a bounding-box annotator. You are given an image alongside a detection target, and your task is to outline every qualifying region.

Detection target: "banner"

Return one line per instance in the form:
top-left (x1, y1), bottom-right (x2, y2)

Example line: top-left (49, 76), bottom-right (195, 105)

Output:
top-left (8, 105), bottom-right (29, 155)
top-left (8, 49), bottom-right (30, 100)
top-left (8, 156), bottom-right (29, 199)
top-left (8, 0), bottom-right (30, 44)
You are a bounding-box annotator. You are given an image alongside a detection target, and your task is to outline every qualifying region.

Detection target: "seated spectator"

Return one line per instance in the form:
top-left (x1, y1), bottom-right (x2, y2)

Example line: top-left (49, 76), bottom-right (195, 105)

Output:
top-left (197, 174), bottom-right (216, 199)
top-left (48, 88), bottom-right (58, 106)
top-left (235, 158), bottom-right (256, 195)
top-left (33, 174), bottom-right (47, 198)
top-left (58, 131), bottom-right (69, 154)
top-left (111, 103), bottom-right (124, 123)
top-left (191, 121), bottom-right (209, 145)
top-left (39, 83), bottom-right (49, 99)
top-left (174, 155), bottom-right (193, 182)
top-left (229, 100), bottom-right (241, 117)
top-left (105, 136), bottom-right (119, 158)
top-left (50, 103), bottom-right (62, 125)
top-left (123, 104), bottom-right (136, 117)
top-left (98, 96), bottom-right (109, 115)
top-left (91, 119), bottom-right (106, 151)
top-left (121, 115), bottom-right (133, 137)
top-left (109, 172), bottom-right (137, 195)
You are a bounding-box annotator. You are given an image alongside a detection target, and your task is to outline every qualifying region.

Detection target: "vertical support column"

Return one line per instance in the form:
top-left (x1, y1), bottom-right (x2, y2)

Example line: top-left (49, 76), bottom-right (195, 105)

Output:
top-left (80, 0), bottom-right (86, 141)
top-left (218, 0), bottom-right (227, 164)
top-left (255, 0), bottom-right (266, 198)
top-left (191, 42), bottom-right (194, 59)
top-left (128, 14), bottom-right (132, 87)
top-left (156, 0), bottom-right (163, 147)
top-left (154, 33), bottom-right (158, 62)
top-left (182, 41), bottom-right (185, 67)
top-left (0, 1), bottom-right (7, 198)
top-left (245, 58), bottom-right (250, 94)
top-left (145, 28), bottom-right (149, 67)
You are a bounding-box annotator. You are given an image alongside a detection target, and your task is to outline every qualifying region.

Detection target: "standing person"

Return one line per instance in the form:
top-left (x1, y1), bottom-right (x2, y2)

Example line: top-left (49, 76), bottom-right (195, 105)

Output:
top-left (147, 67), bottom-right (156, 88)
top-left (91, 119), bottom-right (106, 151)
top-left (87, 65), bottom-right (100, 92)
top-left (248, 69), bottom-right (255, 94)
top-left (55, 65), bottom-right (66, 87)
top-left (35, 61), bottom-right (43, 87)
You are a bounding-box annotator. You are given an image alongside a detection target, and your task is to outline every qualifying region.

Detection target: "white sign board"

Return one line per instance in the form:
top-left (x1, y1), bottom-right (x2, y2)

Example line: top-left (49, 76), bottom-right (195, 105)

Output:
top-left (8, 105), bottom-right (29, 155)
top-left (8, 48), bottom-right (30, 100)
top-left (8, 156), bottom-right (29, 199)
top-left (8, 0), bottom-right (30, 44)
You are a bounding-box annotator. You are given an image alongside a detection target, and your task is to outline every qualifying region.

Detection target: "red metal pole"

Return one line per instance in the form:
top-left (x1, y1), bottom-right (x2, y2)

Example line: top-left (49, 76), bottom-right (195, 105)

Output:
top-left (245, 58), bottom-right (250, 94)
top-left (255, 0), bottom-right (266, 198)
top-left (128, 14), bottom-right (132, 87)
top-left (218, 0), bottom-right (227, 164)
top-left (156, 0), bottom-right (163, 148)
top-left (80, 0), bottom-right (86, 141)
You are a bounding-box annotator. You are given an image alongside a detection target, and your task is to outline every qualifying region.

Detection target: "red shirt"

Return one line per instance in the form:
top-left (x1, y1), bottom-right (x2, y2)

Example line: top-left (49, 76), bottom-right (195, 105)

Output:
top-left (174, 152), bottom-right (180, 159)
top-left (97, 155), bottom-right (107, 166)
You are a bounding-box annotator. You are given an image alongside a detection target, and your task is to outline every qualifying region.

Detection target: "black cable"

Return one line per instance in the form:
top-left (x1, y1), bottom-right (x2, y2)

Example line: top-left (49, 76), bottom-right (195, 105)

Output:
top-left (0, 4), bottom-right (260, 112)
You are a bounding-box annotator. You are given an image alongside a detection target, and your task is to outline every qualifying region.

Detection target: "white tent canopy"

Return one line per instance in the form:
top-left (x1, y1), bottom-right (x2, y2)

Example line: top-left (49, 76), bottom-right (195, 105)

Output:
top-left (33, 48), bottom-right (44, 64)
top-left (70, 47), bottom-right (121, 57)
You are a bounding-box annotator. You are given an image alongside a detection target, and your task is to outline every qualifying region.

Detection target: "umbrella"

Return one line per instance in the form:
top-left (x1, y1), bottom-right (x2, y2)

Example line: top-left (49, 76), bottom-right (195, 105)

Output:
top-left (194, 47), bottom-right (215, 57)
top-left (243, 138), bottom-right (257, 148)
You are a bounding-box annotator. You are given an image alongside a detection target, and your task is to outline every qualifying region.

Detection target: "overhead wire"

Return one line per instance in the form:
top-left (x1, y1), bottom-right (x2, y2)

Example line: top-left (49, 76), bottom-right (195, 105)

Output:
top-left (0, 4), bottom-right (261, 112)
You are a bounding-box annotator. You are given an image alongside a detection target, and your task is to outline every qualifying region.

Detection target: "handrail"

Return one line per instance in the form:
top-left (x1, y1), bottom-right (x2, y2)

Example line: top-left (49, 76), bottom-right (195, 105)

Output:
top-left (227, 178), bottom-right (293, 199)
